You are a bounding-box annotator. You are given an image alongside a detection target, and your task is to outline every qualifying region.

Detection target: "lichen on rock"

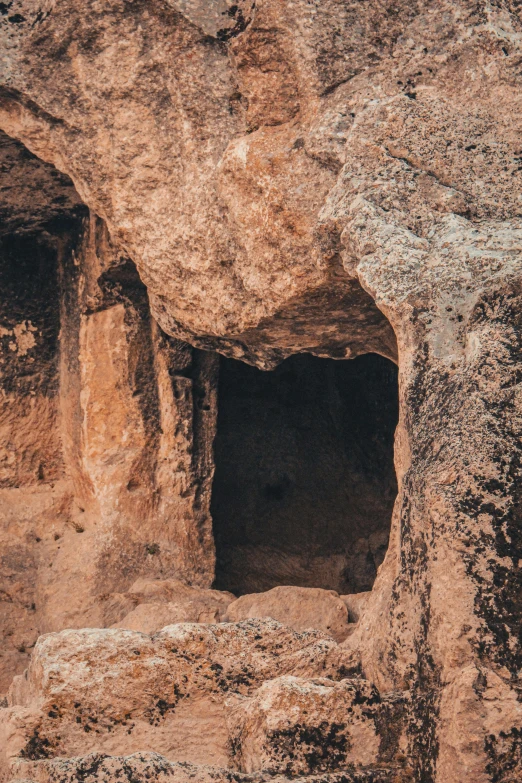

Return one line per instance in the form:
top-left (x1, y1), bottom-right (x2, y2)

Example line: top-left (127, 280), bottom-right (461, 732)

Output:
top-left (1, 0), bottom-right (522, 780)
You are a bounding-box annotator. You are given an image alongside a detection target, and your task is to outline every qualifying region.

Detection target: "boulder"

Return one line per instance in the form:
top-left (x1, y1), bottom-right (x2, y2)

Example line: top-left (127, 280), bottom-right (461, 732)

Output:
top-left (109, 579), bottom-right (235, 631)
top-left (1, 619), bottom-right (356, 779)
top-left (227, 675), bottom-right (406, 775)
top-left (224, 587), bottom-right (350, 642)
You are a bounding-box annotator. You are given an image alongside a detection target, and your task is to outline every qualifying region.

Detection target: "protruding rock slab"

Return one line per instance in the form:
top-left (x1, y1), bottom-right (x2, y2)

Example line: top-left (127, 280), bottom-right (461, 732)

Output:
top-left (11, 752), bottom-right (398, 783)
top-left (224, 587), bottom-right (350, 642)
top-left (228, 676), bottom-right (407, 776)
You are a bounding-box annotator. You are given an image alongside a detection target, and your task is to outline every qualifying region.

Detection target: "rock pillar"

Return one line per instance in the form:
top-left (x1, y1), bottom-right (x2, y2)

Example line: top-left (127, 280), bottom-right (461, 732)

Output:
top-left (345, 200), bottom-right (522, 782)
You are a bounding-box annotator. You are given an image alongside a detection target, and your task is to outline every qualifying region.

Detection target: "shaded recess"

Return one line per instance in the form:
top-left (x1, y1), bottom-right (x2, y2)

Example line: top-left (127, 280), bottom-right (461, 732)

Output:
top-left (211, 352), bottom-right (399, 596)
top-left (0, 130), bottom-right (88, 487)
top-left (0, 130), bottom-right (88, 692)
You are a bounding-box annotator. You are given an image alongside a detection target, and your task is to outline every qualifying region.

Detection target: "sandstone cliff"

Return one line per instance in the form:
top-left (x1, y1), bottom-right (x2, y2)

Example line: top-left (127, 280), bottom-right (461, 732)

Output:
top-left (1, 1), bottom-right (522, 781)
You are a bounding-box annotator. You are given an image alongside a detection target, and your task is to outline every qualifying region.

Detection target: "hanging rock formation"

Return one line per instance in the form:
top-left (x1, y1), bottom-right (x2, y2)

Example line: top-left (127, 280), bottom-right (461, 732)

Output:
top-left (1, 0), bottom-right (522, 781)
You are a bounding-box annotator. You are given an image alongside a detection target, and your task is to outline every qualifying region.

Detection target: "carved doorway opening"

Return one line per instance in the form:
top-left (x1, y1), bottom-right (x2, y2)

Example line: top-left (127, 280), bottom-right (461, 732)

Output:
top-left (211, 352), bottom-right (399, 597)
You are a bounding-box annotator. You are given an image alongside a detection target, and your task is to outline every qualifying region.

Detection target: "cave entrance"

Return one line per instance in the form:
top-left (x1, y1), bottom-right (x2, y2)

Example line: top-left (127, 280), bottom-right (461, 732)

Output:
top-left (211, 352), bottom-right (399, 597)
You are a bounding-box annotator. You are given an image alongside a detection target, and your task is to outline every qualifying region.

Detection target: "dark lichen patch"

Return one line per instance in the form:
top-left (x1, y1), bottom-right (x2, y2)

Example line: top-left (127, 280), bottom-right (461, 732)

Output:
top-left (216, 3), bottom-right (251, 42)
top-left (144, 685), bottom-right (184, 726)
top-left (40, 751), bottom-right (191, 783)
top-left (265, 721), bottom-right (350, 775)
top-left (372, 691), bottom-right (408, 764)
top-left (210, 661), bottom-right (255, 694)
top-left (453, 291), bottom-right (522, 676)
top-left (20, 728), bottom-right (54, 760)
top-left (485, 727), bottom-right (522, 782)
top-left (70, 702), bottom-right (139, 736)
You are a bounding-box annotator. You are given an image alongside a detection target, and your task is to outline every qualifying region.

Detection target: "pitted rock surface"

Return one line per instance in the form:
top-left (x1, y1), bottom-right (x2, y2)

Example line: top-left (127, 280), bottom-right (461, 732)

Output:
top-left (1, 0), bottom-right (522, 780)
top-left (227, 675), bottom-right (407, 775)
top-left (0, 620), bottom-right (360, 776)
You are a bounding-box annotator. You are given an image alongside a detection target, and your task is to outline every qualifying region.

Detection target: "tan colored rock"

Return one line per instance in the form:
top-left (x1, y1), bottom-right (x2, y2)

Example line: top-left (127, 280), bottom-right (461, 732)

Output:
top-left (225, 587), bottom-right (350, 643)
top-left (10, 752), bottom-right (397, 783)
top-left (2, 0), bottom-right (522, 777)
top-left (340, 593), bottom-right (371, 624)
top-left (227, 676), bottom-right (406, 775)
top-left (11, 753), bottom-right (234, 783)
top-left (110, 578), bottom-right (235, 632)
top-left (0, 163), bottom-right (220, 696)
top-left (0, 619), bottom-right (357, 779)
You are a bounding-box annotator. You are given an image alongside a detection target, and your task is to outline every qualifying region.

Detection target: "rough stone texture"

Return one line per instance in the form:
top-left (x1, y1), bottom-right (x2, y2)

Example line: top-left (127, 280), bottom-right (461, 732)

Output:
top-left (224, 588), bottom-right (351, 643)
top-left (1, 0), bottom-right (522, 780)
top-left (227, 675), bottom-right (406, 775)
top-left (0, 133), bottom-right (219, 697)
top-left (0, 131), bottom-right (85, 238)
top-left (9, 753), bottom-right (397, 783)
top-left (0, 620), bottom-right (359, 779)
top-left (0, 0), bottom-right (399, 369)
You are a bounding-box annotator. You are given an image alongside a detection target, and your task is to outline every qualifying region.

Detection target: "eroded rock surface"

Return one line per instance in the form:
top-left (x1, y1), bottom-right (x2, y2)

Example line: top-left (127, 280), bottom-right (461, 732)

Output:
top-left (9, 753), bottom-right (398, 783)
top-left (2, 0), bottom-right (522, 780)
top-left (224, 587), bottom-right (351, 643)
top-left (0, 620), bottom-right (361, 778)
top-left (227, 675), bottom-right (406, 775)
top-left (0, 133), bottom-right (220, 696)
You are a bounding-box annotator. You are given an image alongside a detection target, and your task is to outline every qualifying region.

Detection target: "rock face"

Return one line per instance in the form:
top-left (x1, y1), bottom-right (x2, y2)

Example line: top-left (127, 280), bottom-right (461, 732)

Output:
top-left (227, 675), bottom-right (404, 775)
top-left (1, 0), bottom-right (522, 781)
top-left (0, 133), bottom-right (220, 694)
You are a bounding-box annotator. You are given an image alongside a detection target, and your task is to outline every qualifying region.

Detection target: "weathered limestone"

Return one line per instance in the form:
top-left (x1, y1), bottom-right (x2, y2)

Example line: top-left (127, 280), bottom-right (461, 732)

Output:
top-left (0, 620), bottom-right (359, 779)
top-left (0, 0), bottom-right (399, 368)
top-left (0, 136), bottom-right (220, 696)
top-left (227, 676), bottom-right (406, 775)
top-left (1, 0), bottom-right (522, 780)
top-left (59, 216), bottom-right (218, 597)
top-left (224, 587), bottom-right (351, 643)
top-left (341, 205), bottom-right (522, 782)
top-left (110, 578), bottom-right (235, 631)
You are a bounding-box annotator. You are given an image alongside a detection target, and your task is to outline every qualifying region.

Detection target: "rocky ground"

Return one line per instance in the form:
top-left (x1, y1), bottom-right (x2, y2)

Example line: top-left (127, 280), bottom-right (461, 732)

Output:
top-left (1, 592), bottom-right (410, 783)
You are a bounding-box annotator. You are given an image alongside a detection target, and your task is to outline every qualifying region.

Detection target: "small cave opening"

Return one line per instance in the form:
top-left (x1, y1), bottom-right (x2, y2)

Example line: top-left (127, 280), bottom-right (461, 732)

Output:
top-left (211, 352), bottom-right (399, 597)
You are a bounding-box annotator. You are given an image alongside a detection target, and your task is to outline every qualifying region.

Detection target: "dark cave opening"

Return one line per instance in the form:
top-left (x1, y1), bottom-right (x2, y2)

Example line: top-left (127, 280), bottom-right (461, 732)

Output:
top-left (211, 352), bottom-right (399, 597)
